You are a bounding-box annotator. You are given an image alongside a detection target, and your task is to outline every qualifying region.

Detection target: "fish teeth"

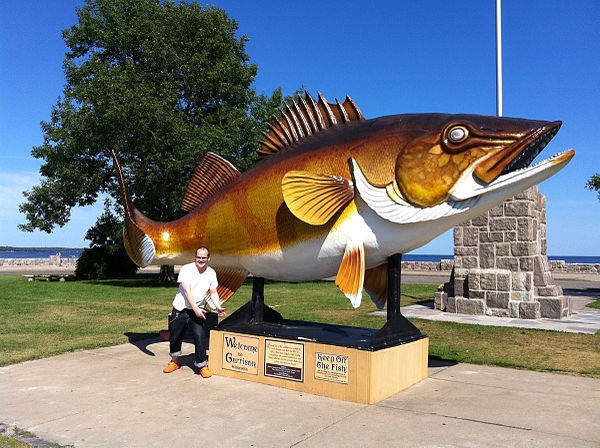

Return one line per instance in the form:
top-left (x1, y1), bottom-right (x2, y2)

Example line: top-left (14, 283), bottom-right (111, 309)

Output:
top-left (504, 149), bottom-right (570, 174)
top-left (502, 127), bottom-right (558, 174)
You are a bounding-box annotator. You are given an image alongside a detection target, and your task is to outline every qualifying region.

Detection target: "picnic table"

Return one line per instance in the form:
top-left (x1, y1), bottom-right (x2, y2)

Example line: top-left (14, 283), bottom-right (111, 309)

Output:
top-left (22, 274), bottom-right (71, 282)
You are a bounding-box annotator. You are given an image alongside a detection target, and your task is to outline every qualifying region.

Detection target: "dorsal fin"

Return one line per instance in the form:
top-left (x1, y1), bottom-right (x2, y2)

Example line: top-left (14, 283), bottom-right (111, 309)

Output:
top-left (181, 152), bottom-right (240, 212)
top-left (257, 91), bottom-right (364, 160)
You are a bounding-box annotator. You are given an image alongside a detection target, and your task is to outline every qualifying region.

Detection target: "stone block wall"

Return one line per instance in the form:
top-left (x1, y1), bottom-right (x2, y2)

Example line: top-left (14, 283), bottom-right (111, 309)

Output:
top-left (435, 187), bottom-right (571, 319)
top-left (0, 256), bottom-right (77, 267)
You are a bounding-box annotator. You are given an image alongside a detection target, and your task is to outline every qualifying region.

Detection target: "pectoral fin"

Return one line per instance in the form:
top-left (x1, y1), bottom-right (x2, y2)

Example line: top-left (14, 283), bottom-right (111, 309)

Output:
top-left (282, 171), bottom-right (354, 225)
top-left (335, 240), bottom-right (364, 308)
top-left (205, 269), bottom-right (247, 309)
top-left (364, 263), bottom-right (388, 309)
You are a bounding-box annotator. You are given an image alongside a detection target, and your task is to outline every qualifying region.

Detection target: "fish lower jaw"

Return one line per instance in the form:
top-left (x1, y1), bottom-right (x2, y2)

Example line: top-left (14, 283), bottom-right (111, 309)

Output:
top-left (450, 149), bottom-right (574, 202)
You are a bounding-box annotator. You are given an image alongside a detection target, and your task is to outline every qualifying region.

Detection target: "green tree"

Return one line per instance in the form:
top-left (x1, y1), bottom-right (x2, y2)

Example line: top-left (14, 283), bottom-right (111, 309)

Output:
top-left (19, 0), bottom-right (284, 280)
top-left (586, 174), bottom-right (600, 200)
top-left (75, 201), bottom-right (139, 280)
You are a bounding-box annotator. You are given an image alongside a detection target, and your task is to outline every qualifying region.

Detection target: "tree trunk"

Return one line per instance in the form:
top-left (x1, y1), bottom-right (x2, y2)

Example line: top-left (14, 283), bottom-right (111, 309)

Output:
top-left (158, 264), bottom-right (176, 283)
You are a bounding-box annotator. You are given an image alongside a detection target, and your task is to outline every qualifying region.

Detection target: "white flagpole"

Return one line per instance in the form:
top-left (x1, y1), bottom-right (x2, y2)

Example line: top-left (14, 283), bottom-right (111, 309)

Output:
top-left (496, 0), bottom-right (503, 117)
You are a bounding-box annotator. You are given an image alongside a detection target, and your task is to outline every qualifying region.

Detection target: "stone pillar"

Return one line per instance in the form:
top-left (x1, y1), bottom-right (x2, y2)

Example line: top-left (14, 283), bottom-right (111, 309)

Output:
top-left (434, 187), bottom-right (571, 319)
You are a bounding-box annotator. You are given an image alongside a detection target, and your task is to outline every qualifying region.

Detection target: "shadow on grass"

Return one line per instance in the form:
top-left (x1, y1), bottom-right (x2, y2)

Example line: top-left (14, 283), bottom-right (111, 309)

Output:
top-left (95, 274), bottom-right (177, 288)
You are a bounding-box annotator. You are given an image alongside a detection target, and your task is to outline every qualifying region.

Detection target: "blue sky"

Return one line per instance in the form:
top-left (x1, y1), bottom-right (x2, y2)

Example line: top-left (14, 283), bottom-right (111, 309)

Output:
top-left (1, 0), bottom-right (599, 255)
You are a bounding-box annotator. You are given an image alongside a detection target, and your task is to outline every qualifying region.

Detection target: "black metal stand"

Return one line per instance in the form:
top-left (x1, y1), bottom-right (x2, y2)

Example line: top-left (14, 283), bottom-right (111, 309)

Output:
top-left (251, 276), bottom-right (264, 324)
top-left (217, 254), bottom-right (426, 350)
top-left (368, 253), bottom-right (424, 349)
top-left (387, 253), bottom-right (402, 320)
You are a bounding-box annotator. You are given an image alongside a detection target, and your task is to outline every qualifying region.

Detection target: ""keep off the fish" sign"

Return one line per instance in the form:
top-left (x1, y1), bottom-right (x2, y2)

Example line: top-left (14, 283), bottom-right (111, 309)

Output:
top-left (314, 352), bottom-right (349, 384)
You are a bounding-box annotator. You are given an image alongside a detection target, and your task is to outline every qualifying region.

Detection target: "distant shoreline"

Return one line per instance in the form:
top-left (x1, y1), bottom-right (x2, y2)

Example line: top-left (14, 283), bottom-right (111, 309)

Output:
top-left (1, 250), bottom-right (599, 265)
top-left (0, 246), bottom-right (84, 252)
top-left (1, 254), bottom-right (597, 276)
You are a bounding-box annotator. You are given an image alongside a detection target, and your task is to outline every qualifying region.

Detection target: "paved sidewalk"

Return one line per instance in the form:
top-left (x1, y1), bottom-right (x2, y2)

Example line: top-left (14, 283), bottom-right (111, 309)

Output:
top-left (375, 274), bottom-right (600, 334)
top-left (1, 340), bottom-right (599, 447)
top-left (372, 302), bottom-right (600, 334)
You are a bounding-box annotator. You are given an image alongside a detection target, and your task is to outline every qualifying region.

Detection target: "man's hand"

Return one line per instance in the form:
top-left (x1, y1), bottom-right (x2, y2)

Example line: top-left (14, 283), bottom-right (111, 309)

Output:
top-left (194, 308), bottom-right (206, 319)
top-left (216, 306), bottom-right (227, 318)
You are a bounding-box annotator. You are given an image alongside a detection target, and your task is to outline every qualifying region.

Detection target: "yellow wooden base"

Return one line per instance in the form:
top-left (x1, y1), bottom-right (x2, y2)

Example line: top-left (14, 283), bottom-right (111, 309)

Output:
top-left (209, 330), bottom-right (428, 404)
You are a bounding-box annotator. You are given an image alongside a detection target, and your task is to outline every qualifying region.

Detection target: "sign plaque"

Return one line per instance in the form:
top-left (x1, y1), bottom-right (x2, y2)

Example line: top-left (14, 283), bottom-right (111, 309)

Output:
top-left (314, 352), bottom-right (349, 384)
top-left (221, 333), bottom-right (259, 375)
top-left (264, 339), bottom-right (304, 382)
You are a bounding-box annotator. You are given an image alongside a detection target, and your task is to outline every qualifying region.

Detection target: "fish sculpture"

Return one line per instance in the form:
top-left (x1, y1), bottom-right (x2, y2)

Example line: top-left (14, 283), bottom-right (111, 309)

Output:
top-left (113, 92), bottom-right (574, 309)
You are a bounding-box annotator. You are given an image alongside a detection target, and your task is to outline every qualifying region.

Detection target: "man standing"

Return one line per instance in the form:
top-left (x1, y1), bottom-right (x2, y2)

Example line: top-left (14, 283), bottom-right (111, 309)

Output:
top-left (163, 247), bottom-right (226, 377)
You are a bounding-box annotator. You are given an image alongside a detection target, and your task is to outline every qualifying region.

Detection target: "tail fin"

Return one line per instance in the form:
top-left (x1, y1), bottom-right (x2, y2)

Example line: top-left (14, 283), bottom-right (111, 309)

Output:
top-left (111, 151), bottom-right (156, 267)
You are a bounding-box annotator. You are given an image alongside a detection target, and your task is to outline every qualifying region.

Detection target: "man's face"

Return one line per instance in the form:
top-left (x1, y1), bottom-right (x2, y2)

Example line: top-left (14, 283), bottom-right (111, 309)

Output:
top-left (194, 249), bottom-right (210, 272)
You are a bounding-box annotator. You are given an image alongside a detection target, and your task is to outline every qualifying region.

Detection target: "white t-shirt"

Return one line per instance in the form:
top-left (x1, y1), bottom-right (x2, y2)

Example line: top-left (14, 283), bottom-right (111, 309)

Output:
top-left (172, 263), bottom-right (219, 311)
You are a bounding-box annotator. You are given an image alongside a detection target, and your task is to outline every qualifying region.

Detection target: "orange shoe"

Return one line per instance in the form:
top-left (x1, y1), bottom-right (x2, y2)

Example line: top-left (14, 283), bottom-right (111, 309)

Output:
top-left (163, 361), bottom-right (180, 373)
top-left (199, 366), bottom-right (212, 378)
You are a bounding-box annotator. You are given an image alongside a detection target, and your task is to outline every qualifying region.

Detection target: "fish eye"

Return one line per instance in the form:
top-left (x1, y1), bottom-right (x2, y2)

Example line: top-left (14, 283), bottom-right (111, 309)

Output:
top-left (448, 125), bottom-right (469, 143)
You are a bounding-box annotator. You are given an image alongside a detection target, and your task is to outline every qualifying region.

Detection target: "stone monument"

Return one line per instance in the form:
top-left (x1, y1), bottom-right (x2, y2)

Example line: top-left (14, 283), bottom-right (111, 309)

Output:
top-left (435, 186), bottom-right (572, 319)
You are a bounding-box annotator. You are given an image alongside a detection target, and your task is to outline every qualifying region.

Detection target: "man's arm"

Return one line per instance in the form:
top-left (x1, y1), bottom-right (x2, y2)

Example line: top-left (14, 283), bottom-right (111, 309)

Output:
top-left (210, 289), bottom-right (226, 317)
top-left (182, 282), bottom-right (206, 319)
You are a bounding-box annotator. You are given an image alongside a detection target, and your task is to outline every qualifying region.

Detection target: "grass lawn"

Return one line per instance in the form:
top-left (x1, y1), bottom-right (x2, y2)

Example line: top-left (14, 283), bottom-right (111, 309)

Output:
top-left (0, 435), bottom-right (31, 448)
top-left (1, 274), bottom-right (598, 376)
top-left (587, 298), bottom-right (600, 309)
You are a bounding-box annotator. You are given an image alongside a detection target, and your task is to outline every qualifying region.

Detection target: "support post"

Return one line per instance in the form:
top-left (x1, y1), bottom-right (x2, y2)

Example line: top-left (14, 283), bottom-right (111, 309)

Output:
top-left (387, 253), bottom-right (402, 321)
top-left (251, 276), bottom-right (265, 324)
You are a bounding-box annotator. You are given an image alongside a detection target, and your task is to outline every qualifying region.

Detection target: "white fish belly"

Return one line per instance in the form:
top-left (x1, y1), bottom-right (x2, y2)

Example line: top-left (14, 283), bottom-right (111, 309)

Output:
top-left (211, 192), bottom-right (512, 282)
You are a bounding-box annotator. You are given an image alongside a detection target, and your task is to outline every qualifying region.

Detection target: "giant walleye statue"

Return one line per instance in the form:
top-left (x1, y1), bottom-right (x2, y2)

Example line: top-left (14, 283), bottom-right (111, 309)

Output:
top-left (113, 92), bottom-right (574, 309)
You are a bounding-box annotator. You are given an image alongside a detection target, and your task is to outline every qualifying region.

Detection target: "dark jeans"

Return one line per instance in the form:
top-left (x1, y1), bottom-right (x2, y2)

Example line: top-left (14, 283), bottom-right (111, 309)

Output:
top-left (168, 308), bottom-right (209, 368)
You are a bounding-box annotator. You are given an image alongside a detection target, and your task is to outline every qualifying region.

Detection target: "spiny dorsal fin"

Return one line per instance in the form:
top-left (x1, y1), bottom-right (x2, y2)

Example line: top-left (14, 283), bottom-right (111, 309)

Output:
top-left (258, 91), bottom-right (364, 160)
top-left (181, 152), bottom-right (240, 212)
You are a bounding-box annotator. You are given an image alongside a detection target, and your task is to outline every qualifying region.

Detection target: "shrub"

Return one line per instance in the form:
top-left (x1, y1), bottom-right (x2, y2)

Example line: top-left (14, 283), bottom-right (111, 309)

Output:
top-left (75, 246), bottom-right (138, 280)
top-left (75, 204), bottom-right (138, 279)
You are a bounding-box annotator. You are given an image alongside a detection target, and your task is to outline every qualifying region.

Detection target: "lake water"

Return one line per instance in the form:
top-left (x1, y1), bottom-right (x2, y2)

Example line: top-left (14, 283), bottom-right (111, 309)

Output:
top-left (0, 249), bottom-right (82, 259)
top-left (1, 249), bottom-right (598, 264)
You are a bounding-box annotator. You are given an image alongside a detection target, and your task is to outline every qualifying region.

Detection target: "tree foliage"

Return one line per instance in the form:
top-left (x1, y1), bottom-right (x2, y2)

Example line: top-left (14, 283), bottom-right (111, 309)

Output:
top-left (20, 0), bottom-right (283, 233)
top-left (75, 202), bottom-right (139, 279)
top-left (586, 174), bottom-right (600, 201)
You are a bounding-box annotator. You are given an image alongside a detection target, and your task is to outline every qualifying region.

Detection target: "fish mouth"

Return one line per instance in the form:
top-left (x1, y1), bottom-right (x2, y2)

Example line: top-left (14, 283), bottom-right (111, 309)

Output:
top-left (451, 120), bottom-right (572, 202)
top-left (449, 148), bottom-right (574, 202)
top-left (472, 121), bottom-right (562, 184)
top-left (353, 137), bottom-right (574, 225)
top-left (500, 125), bottom-right (561, 175)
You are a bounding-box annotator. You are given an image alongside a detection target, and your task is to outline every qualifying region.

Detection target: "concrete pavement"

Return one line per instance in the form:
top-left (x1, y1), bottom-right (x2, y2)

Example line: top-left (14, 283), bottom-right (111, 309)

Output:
top-left (2, 269), bottom-right (599, 447)
top-left (1, 339), bottom-right (599, 447)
